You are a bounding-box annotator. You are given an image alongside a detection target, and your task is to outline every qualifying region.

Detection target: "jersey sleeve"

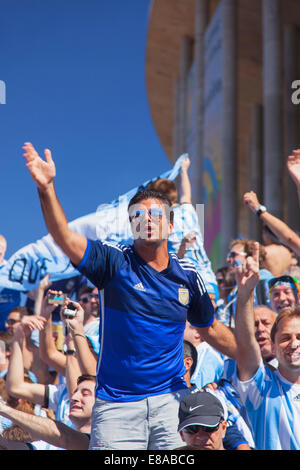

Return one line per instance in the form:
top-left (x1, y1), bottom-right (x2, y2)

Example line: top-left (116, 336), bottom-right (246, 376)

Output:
top-left (75, 239), bottom-right (126, 289)
top-left (187, 271), bottom-right (215, 327)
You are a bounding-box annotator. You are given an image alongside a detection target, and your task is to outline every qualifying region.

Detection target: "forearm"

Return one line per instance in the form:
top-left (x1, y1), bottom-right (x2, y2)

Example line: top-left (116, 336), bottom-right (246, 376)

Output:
top-left (33, 288), bottom-right (46, 316)
top-left (234, 291), bottom-right (261, 381)
top-left (0, 435), bottom-right (30, 450)
top-left (179, 169), bottom-right (192, 204)
top-left (39, 317), bottom-right (66, 376)
top-left (259, 211), bottom-right (300, 255)
top-left (199, 319), bottom-right (237, 360)
top-left (6, 338), bottom-right (45, 403)
top-left (38, 185), bottom-right (86, 265)
top-left (0, 403), bottom-right (65, 449)
top-left (71, 328), bottom-right (97, 375)
top-left (6, 337), bottom-right (26, 397)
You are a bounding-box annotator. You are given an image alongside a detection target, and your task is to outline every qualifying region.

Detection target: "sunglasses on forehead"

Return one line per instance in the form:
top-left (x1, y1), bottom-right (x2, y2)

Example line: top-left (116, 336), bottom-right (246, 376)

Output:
top-left (183, 422), bottom-right (222, 434)
top-left (129, 208), bottom-right (164, 222)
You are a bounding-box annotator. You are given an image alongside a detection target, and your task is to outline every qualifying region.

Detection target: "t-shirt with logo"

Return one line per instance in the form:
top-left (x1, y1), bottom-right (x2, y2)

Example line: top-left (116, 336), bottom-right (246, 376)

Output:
top-left (233, 360), bottom-right (300, 450)
top-left (76, 239), bottom-right (214, 402)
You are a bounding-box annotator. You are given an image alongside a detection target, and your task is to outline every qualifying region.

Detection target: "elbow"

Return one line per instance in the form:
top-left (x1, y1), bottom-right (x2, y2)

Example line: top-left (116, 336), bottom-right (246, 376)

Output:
top-left (5, 380), bottom-right (23, 399)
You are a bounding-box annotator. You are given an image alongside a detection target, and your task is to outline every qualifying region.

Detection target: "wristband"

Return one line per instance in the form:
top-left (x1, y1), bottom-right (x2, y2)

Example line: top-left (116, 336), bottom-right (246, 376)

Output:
top-left (255, 204), bottom-right (267, 217)
top-left (65, 349), bottom-right (76, 356)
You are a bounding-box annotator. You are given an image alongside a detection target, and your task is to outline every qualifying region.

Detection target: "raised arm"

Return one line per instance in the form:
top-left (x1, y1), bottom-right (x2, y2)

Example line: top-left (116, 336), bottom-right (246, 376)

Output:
top-left (23, 142), bottom-right (87, 266)
top-left (0, 400), bottom-right (89, 450)
top-left (179, 156), bottom-right (192, 204)
top-left (61, 299), bottom-right (97, 376)
top-left (287, 149), bottom-right (300, 207)
top-left (33, 274), bottom-right (52, 316)
top-left (234, 242), bottom-right (262, 381)
top-left (39, 290), bottom-right (67, 376)
top-left (243, 190), bottom-right (300, 256)
top-left (6, 318), bottom-right (47, 404)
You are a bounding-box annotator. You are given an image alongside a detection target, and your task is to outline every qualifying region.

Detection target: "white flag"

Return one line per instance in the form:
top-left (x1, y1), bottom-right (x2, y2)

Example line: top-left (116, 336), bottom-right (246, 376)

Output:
top-left (0, 155), bottom-right (186, 292)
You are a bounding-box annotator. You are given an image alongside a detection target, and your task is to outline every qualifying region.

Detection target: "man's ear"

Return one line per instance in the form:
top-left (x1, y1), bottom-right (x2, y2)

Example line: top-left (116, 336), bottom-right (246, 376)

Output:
top-left (183, 356), bottom-right (193, 374)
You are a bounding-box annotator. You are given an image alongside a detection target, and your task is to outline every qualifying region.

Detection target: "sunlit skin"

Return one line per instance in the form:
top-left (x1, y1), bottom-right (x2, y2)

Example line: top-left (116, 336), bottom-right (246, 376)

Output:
top-left (129, 198), bottom-right (172, 245)
top-left (180, 420), bottom-right (227, 450)
top-left (69, 380), bottom-right (95, 431)
top-left (5, 311), bottom-right (21, 337)
top-left (270, 285), bottom-right (299, 314)
top-left (79, 287), bottom-right (99, 322)
top-left (184, 321), bottom-right (202, 347)
top-left (226, 243), bottom-right (246, 273)
top-left (272, 317), bottom-right (300, 383)
top-left (254, 306), bottom-right (276, 361)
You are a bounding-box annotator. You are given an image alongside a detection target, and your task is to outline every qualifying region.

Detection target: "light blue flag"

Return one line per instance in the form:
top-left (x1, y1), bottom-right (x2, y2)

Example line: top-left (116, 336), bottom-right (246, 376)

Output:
top-left (0, 155), bottom-right (186, 292)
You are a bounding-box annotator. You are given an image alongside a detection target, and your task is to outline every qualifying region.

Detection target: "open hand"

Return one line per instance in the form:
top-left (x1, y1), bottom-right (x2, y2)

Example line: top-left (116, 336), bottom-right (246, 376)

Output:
top-left (23, 142), bottom-right (56, 191)
top-left (287, 149), bottom-right (300, 187)
top-left (235, 241), bottom-right (260, 294)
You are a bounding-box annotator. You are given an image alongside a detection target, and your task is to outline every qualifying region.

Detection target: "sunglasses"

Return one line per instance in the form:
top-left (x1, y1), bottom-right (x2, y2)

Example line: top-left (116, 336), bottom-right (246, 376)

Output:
top-left (183, 422), bottom-right (222, 434)
top-left (80, 293), bottom-right (98, 303)
top-left (6, 318), bottom-right (20, 326)
top-left (129, 208), bottom-right (163, 222)
top-left (227, 251), bottom-right (246, 259)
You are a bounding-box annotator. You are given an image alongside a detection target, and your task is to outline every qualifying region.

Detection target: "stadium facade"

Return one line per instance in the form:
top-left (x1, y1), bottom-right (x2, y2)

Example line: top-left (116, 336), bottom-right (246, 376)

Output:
top-left (145, 0), bottom-right (300, 269)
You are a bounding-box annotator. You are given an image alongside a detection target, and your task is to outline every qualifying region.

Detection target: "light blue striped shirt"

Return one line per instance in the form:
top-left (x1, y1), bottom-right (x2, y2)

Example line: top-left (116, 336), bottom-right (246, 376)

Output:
top-left (233, 360), bottom-right (300, 450)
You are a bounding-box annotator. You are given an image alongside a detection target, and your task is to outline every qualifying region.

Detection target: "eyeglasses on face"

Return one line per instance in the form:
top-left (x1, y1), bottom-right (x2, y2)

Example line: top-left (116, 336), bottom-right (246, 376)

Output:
top-left (6, 318), bottom-right (20, 326)
top-left (129, 208), bottom-right (164, 222)
top-left (183, 422), bottom-right (222, 434)
top-left (227, 251), bottom-right (247, 259)
top-left (80, 293), bottom-right (98, 303)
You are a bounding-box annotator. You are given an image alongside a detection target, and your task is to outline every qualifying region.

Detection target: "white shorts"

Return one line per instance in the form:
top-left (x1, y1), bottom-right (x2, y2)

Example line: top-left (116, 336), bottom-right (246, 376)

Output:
top-left (88, 389), bottom-right (189, 450)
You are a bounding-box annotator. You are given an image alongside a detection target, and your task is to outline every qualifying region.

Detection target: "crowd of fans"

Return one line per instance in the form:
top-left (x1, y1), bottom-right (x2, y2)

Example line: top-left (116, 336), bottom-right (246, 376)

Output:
top-left (0, 147), bottom-right (300, 451)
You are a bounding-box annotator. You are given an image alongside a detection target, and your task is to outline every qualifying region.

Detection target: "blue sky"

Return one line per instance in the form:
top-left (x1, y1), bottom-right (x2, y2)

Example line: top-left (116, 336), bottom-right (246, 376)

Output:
top-left (0, 0), bottom-right (171, 258)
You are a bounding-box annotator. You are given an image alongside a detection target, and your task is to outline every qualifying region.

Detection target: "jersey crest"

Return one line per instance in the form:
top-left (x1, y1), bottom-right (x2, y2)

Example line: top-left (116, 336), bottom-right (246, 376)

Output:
top-left (178, 287), bottom-right (189, 305)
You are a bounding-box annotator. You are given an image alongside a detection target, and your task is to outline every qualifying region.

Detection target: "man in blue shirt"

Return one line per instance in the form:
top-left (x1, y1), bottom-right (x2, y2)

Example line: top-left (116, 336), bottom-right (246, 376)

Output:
top-left (23, 142), bottom-right (237, 450)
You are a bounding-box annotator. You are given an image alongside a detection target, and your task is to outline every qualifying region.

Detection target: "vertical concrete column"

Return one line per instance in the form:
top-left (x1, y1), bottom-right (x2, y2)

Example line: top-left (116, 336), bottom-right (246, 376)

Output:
top-left (194, 0), bottom-right (208, 205)
top-left (221, 0), bottom-right (237, 259)
top-left (262, 0), bottom-right (283, 218)
top-left (173, 77), bottom-right (181, 161)
top-left (248, 104), bottom-right (264, 241)
top-left (284, 25), bottom-right (300, 231)
top-left (178, 35), bottom-right (194, 155)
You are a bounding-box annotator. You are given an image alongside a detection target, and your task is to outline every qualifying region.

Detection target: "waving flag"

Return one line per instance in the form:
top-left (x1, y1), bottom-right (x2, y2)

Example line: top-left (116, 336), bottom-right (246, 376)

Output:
top-left (0, 155), bottom-right (186, 292)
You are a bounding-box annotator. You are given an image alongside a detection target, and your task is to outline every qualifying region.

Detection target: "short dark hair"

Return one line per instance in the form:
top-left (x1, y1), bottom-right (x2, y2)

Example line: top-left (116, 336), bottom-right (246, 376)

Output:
top-left (77, 374), bottom-right (96, 385)
top-left (128, 189), bottom-right (174, 223)
top-left (147, 179), bottom-right (178, 205)
top-left (77, 285), bottom-right (94, 300)
top-left (183, 340), bottom-right (198, 377)
top-left (270, 306), bottom-right (300, 343)
top-left (9, 306), bottom-right (34, 317)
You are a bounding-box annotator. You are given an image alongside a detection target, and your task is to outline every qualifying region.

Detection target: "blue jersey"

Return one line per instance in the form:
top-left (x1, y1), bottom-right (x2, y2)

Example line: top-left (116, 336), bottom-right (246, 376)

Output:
top-left (77, 239), bottom-right (214, 402)
top-left (233, 360), bottom-right (300, 450)
top-left (190, 342), bottom-right (224, 390)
